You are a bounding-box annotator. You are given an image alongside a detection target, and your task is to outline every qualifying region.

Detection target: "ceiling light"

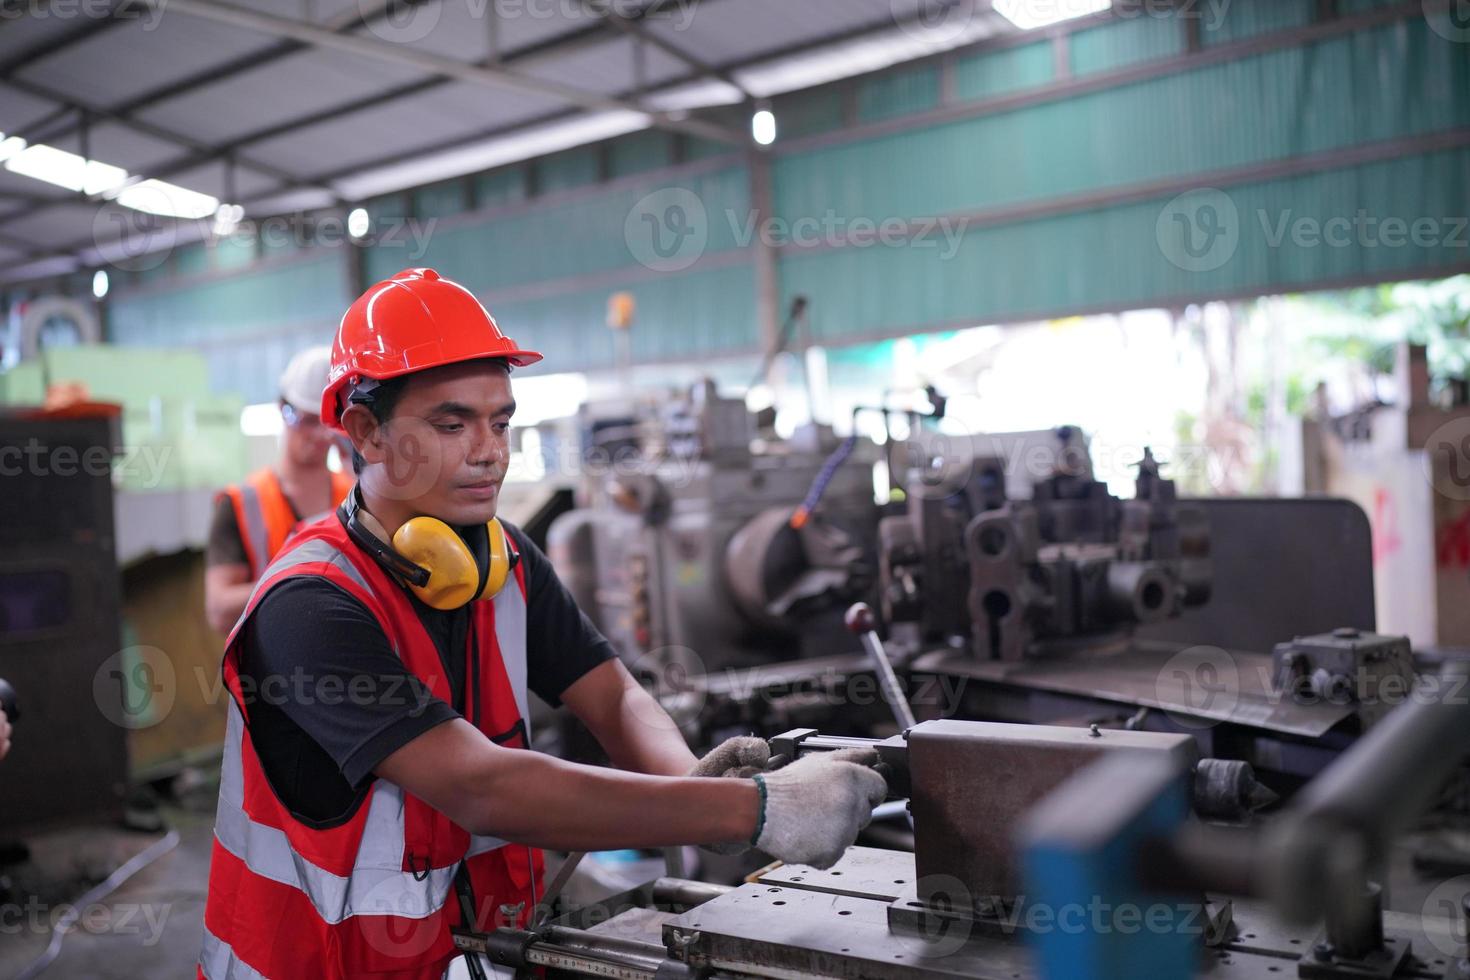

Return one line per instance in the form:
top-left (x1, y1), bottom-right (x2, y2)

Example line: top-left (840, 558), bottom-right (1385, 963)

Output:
top-left (92, 269), bottom-right (109, 299)
top-left (347, 207), bottom-right (370, 239)
top-left (5, 144), bottom-right (127, 195)
top-left (992, 0), bottom-right (1111, 30)
top-left (752, 108), bottom-right (777, 146)
top-left (115, 179), bottom-right (219, 219)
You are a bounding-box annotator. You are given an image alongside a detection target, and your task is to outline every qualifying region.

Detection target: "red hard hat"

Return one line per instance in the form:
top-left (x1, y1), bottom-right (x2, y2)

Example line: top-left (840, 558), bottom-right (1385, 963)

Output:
top-left (321, 267), bottom-right (542, 430)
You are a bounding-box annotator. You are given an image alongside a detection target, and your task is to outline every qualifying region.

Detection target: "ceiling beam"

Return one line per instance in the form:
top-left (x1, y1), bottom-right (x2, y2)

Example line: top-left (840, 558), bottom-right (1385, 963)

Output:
top-left (576, 0), bottom-right (753, 103)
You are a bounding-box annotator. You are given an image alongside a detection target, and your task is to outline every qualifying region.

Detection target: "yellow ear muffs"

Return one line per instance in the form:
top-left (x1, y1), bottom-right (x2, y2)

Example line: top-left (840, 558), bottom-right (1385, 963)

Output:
top-left (390, 516), bottom-right (512, 611)
top-left (478, 517), bottom-right (511, 602)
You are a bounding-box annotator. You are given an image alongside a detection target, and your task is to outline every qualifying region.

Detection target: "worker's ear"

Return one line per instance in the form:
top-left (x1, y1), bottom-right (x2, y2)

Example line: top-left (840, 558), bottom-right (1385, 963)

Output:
top-left (339, 403), bottom-right (387, 466)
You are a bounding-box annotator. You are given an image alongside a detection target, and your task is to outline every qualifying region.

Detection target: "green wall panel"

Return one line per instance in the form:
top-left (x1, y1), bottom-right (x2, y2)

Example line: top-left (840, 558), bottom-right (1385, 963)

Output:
top-left (474, 166), bottom-right (529, 208)
top-left (610, 131), bottom-right (674, 177)
top-left (414, 179), bottom-right (468, 219)
top-left (775, 88), bottom-right (846, 139)
top-left (856, 64), bottom-right (941, 124)
top-left (953, 41), bottom-right (1054, 100)
top-left (364, 164), bottom-right (753, 291)
top-left (773, 19), bottom-right (1468, 224)
top-left (778, 146), bottom-right (1470, 341)
top-left (493, 261), bottom-right (758, 373)
top-left (110, 254), bottom-right (349, 347)
top-left (1070, 14), bottom-right (1186, 76)
top-left (1202, 0), bottom-right (1314, 45)
top-left (537, 146), bottom-right (601, 193)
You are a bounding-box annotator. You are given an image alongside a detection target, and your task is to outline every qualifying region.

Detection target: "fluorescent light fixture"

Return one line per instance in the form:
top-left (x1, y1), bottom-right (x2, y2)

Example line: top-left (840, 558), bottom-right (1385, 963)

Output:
top-left (92, 269), bottom-right (109, 299)
top-left (0, 136), bottom-right (25, 165)
top-left (115, 179), bottom-right (219, 219)
top-left (992, 0), bottom-right (1111, 30)
top-left (751, 108), bottom-right (777, 146)
top-left (5, 143), bottom-right (127, 195)
top-left (333, 110), bottom-right (649, 201)
top-left (347, 207), bottom-right (370, 239)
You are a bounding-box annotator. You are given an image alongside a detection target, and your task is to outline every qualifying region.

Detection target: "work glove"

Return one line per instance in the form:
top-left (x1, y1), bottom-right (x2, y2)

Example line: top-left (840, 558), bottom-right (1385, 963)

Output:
top-left (750, 747), bottom-right (888, 870)
top-left (690, 737), bottom-right (773, 854)
top-left (689, 736), bottom-right (770, 779)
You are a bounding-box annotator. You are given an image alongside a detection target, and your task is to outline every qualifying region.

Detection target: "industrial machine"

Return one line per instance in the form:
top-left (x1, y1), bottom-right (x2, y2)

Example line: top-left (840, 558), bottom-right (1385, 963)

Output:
top-left (452, 660), bottom-right (1470, 980)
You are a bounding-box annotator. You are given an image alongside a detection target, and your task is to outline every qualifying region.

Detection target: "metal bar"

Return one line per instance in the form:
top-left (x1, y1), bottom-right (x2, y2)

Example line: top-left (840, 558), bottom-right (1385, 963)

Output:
top-left (577, 0), bottom-right (753, 101)
top-left (650, 877), bottom-right (734, 908)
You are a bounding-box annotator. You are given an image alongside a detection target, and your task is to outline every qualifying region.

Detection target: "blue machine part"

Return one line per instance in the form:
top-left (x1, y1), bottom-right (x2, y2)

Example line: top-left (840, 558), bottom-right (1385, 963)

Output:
top-left (1020, 750), bottom-right (1197, 980)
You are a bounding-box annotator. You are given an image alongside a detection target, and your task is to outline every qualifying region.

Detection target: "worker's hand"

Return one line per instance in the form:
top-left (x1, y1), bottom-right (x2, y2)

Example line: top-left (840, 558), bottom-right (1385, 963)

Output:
top-left (0, 708), bottom-right (11, 763)
top-left (689, 736), bottom-right (770, 779)
top-left (751, 748), bottom-right (887, 870)
top-left (691, 736), bottom-right (772, 855)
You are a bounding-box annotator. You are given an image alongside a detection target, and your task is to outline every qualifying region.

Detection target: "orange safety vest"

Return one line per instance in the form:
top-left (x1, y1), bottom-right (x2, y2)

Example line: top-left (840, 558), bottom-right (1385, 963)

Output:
top-left (220, 468), bottom-right (354, 579)
top-left (198, 512), bottom-right (543, 980)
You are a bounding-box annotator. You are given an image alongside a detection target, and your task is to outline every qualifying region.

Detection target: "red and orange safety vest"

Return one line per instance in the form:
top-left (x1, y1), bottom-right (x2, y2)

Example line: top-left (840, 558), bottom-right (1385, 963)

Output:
top-left (220, 467), bottom-right (355, 578)
top-left (199, 512), bottom-right (542, 979)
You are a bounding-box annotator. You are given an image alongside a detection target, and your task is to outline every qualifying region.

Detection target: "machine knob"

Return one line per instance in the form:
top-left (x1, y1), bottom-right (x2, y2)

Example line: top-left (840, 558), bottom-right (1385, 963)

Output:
top-left (844, 602), bottom-right (877, 635)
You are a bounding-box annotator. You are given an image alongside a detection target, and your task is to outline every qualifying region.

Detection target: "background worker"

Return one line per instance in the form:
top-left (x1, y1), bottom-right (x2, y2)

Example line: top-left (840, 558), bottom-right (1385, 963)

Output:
top-left (203, 345), bottom-right (353, 633)
top-left (198, 268), bottom-right (886, 980)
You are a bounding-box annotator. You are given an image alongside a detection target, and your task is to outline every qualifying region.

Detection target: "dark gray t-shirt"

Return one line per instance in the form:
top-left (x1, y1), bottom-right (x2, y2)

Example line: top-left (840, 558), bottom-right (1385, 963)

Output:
top-left (237, 520), bottom-right (615, 827)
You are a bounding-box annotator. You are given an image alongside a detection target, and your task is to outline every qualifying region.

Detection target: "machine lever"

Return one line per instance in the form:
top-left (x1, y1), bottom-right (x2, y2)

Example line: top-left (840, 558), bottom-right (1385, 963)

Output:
top-left (844, 602), bottom-right (917, 732)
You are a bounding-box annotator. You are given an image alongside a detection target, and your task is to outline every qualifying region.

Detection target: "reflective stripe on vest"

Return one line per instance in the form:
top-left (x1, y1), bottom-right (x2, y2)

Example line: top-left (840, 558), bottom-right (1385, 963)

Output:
top-left (235, 481), bottom-right (271, 578)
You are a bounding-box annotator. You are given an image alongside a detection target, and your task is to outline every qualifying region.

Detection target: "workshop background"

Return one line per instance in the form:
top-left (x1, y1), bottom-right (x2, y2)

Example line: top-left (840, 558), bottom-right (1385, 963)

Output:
top-left (0, 0), bottom-right (1469, 977)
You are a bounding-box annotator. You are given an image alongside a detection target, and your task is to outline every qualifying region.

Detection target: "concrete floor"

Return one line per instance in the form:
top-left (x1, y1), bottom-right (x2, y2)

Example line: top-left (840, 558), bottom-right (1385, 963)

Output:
top-left (0, 802), bottom-right (214, 979)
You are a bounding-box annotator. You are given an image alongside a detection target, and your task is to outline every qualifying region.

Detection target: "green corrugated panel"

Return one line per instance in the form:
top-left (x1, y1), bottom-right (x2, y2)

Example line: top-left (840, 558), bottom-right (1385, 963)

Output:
top-left (212, 234), bottom-right (257, 271)
top-left (493, 261), bottom-right (757, 373)
top-left (1070, 14), bottom-right (1185, 76)
top-left (774, 19), bottom-right (1467, 223)
top-left (856, 64), bottom-right (940, 124)
top-left (474, 166), bottom-right (528, 208)
top-left (109, 254), bottom-right (350, 349)
top-left (175, 242), bottom-right (208, 277)
top-left (953, 41), bottom-right (1054, 100)
top-left (0, 362), bottom-right (45, 405)
top-left (366, 192), bottom-right (408, 222)
top-left (1202, 0), bottom-right (1313, 45)
top-left (367, 165), bottom-right (752, 292)
top-left (686, 135), bottom-right (739, 161)
top-left (775, 88), bottom-right (846, 138)
top-left (537, 146), bottom-right (601, 194)
top-left (1338, 0), bottom-right (1398, 11)
top-left (610, 131), bottom-right (674, 177)
top-left (414, 179), bottom-right (467, 219)
top-left (778, 146), bottom-right (1470, 341)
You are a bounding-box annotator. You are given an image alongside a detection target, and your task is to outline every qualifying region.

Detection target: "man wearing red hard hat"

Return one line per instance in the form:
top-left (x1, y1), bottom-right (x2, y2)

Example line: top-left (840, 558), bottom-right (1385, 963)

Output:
top-left (199, 268), bottom-right (885, 980)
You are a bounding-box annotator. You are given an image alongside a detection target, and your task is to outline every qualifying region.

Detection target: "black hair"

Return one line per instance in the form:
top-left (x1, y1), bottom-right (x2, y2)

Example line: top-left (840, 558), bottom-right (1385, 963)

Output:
top-left (347, 358), bottom-right (510, 474)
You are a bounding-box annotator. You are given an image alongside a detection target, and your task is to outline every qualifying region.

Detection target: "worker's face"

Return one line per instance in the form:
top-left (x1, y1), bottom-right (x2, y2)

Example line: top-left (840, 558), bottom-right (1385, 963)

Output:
top-left (280, 402), bottom-right (336, 467)
top-left (357, 361), bottom-right (515, 526)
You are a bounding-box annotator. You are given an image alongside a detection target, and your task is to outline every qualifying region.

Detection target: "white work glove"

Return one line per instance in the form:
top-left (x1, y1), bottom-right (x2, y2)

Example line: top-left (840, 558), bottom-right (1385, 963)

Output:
top-left (690, 737), bottom-right (772, 854)
top-left (750, 748), bottom-right (887, 870)
top-left (689, 736), bottom-right (770, 779)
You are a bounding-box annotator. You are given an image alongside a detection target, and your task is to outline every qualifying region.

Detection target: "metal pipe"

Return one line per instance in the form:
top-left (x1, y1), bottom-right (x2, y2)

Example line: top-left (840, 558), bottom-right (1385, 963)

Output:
top-left (651, 877), bottom-right (734, 908)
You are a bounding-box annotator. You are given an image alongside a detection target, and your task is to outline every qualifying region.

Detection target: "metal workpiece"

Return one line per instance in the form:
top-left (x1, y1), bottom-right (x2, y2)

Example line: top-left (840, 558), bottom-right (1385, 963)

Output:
top-left (906, 720), bottom-right (1198, 904)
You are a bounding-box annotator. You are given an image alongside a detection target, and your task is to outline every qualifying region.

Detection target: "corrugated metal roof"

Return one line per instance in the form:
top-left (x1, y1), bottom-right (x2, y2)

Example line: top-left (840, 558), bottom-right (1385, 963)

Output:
top-left (0, 0), bottom-right (1016, 282)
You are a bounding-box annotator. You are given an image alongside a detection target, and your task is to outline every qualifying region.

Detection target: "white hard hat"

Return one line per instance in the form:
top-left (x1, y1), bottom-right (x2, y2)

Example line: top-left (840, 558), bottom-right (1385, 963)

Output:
top-left (279, 345), bottom-right (333, 416)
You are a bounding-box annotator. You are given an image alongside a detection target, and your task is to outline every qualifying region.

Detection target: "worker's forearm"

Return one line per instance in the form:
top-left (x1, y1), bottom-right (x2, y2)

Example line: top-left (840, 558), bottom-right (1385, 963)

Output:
top-left (206, 580), bottom-right (256, 633)
top-left (470, 752), bottom-right (756, 850)
top-left (601, 684), bottom-right (700, 777)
